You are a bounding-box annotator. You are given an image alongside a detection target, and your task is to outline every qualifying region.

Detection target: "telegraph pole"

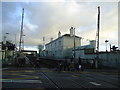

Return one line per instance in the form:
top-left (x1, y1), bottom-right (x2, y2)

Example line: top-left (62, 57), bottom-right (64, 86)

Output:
top-left (43, 36), bottom-right (45, 50)
top-left (19, 8), bottom-right (24, 52)
top-left (97, 6), bottom-right (100, 53)
top-left (96, 6), bottom-right (100, 69)
top-left (73, 27), bottom-right (76, 62)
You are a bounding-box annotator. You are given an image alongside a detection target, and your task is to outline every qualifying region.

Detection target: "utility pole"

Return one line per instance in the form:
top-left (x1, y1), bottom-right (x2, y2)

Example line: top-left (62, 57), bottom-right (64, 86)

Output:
top-left (19, 8), bottom-right (24, 52)
top-left (73, 27), bottom-right (76, 62)
top-left (95, 6), bottom-right (100, 69)
top-left (43, 36), bottom-right (45, 50)
top-left (97, 6), bottom-right (100, 53)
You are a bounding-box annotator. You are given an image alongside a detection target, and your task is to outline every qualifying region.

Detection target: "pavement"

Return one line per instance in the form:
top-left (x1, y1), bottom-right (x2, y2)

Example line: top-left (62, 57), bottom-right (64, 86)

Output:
top-left (1, 66), bottom-right (119, 90)
top-left (2, 67), bottom-right (44, 90)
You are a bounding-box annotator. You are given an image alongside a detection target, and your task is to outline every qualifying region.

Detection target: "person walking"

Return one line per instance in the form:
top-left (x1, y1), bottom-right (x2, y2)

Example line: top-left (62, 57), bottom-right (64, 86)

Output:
top-left (78, 57), bottom-right (84, 72)
top-left (59, 60), bottom-right (64, 71)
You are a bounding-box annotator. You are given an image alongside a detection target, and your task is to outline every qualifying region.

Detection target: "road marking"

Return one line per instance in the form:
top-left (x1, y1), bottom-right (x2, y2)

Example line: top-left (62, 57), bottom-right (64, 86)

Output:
top-left (89, 82), bottom-right (101, 86)
top-left (1, 76), bottom-right (39, 80)
top-left (24, 70), bottom-right (34, 72)
top-left (3, 71), bottom-right (20, 72)
top-left (1, 79), bottom-right (42, 83)
top-left (71, 75), bottom-right (78, 77)
top-left (3, 70), bottom-right (35, 73)
top-left (1, 68), bottom-right (8, 70)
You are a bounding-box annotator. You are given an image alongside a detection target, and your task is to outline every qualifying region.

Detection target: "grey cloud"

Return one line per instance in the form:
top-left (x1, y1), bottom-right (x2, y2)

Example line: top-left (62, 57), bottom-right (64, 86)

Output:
top-left (2, 2), bottom-right (118, 51)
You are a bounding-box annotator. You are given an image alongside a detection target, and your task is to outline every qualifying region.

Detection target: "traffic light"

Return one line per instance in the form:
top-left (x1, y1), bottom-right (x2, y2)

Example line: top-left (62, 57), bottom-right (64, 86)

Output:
top-left (2, 44), bottom-right (6, 50)
top-left (7, 44), bottom-right (15, 50)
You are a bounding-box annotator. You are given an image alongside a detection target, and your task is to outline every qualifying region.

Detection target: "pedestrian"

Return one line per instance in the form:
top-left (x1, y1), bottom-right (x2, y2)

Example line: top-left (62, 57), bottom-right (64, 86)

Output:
top-left (78, 57), bottom-right (82, 65)
top-left (76, 63), bottom-right (79, 71)
top-left (59, 61), bottom-right (63, 71)
top-left (63, 58), bottom-right (69, 71)
top-left (18, 52), bottom-right (25, 67)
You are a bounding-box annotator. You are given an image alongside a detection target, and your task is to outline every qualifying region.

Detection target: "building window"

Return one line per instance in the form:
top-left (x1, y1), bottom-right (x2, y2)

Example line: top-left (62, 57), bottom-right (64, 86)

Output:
top-left (59, 41), bottom-right (61, 45)
top-left (55, 42), bottom-right (56, 47)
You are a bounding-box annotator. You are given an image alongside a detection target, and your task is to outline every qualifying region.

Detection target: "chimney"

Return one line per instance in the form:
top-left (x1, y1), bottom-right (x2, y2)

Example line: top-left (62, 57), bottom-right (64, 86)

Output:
top-left (58, 31), bottom-right (61, 38)
top-left (51, 38), bottom-right (53, 42)
top-left (70, 27), bottom-right (74, 37)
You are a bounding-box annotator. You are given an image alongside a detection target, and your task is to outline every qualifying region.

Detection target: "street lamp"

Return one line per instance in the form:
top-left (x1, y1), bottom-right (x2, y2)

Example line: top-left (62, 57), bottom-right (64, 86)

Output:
top-left (105, 40), bottom-right (109, 52)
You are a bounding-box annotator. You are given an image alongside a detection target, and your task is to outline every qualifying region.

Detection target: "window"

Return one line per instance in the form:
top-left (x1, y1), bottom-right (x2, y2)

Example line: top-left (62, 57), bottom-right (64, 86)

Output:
top-left (59, 41), bottom-right (61, 45)
top-left (55, 42), bottom-right (56, 47)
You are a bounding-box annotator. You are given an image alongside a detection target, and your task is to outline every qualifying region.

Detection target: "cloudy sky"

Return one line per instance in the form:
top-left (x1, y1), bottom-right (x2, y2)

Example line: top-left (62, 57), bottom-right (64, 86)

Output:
top-left (1, 0), bottom-right (119, 51)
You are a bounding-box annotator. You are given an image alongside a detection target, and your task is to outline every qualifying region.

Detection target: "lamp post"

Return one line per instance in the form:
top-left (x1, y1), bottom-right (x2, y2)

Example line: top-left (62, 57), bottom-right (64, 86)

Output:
top-left (105, 40), bottom-right (109, 52)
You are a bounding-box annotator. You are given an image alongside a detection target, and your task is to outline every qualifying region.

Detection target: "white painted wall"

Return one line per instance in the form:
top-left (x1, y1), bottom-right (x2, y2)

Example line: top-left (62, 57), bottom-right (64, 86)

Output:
top-left (84, 52), bottom-right (120, 68)
top-left (63, 36), bottom-right (81, 49)
top-left (45, 35), bottom-right (81, 59)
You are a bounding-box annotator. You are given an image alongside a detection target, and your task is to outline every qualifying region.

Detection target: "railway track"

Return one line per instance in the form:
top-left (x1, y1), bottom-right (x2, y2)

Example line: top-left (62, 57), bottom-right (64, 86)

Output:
top-left (27, 57), bottom-right (119, 89)
top-left (29, 58), bottom-right (87, 89)
top-left (27, 57), bottom-right (61, 89)
top-left (40, 70), bottom-right (61, 90)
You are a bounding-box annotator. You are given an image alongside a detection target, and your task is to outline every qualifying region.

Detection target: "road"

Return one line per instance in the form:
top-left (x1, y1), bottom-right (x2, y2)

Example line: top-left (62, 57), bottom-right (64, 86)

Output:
top-left (2, 67), bottom-right (119, 90)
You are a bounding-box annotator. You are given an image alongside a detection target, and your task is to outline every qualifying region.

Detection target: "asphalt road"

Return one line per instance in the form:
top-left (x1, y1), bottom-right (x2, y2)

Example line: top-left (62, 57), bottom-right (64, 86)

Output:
top-left (1, 67), bottom-right (119, 90)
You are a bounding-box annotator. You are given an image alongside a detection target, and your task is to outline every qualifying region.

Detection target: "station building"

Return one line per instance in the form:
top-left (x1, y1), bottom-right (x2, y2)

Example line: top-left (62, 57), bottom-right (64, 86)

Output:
top-left (43, 27), bottom-right (120, 69)
top-left (45, 27), bottom-right (82, 59)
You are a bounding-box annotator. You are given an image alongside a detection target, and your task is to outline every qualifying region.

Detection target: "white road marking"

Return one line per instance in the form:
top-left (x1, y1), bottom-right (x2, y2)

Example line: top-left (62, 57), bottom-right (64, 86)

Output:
top-left (89, 82), bottom-right (101, 86)
top-left (1, 79), bottom-right (42, 83)
top-left (1, 68), bottom-right (8, 70)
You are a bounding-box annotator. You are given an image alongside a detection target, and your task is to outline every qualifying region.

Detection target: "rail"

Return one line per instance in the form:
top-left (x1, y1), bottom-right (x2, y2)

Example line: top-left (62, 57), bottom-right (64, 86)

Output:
top-left (25, 56), bottom-right (37, 69)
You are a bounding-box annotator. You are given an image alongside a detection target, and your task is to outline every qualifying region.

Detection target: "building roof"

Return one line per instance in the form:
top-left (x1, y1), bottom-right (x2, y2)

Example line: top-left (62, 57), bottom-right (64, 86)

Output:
top-left (45, 34), bottom-right (82, 46)
top-left (63, 34), bottom-right (81, 38)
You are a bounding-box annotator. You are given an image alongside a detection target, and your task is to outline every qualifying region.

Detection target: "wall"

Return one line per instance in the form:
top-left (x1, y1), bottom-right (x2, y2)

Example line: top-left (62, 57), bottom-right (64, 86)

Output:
top-left (99, 52), bottom-right (120, 68)
top-left (45, 37), bottom-right (64, 58)
top-left (84, 51), bottom-right (120, 68)
top-left (63, 36), bottom-right (81, 49)
top-left (45, 36), bottom-right (81, 59)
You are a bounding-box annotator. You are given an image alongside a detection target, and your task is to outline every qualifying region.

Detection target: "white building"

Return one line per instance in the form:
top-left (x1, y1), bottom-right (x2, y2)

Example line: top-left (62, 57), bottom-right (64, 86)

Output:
top-left (75, 40), bottom-right (96, 59)
top-left (75, 41), bottom-right (120, 69)
top-left (45, 27), bottom-right (82, 59)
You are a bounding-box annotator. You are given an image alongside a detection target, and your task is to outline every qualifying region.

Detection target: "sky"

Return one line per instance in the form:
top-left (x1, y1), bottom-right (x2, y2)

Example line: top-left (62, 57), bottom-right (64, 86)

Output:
top-left (1, 0), bottom-right (119, 52)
